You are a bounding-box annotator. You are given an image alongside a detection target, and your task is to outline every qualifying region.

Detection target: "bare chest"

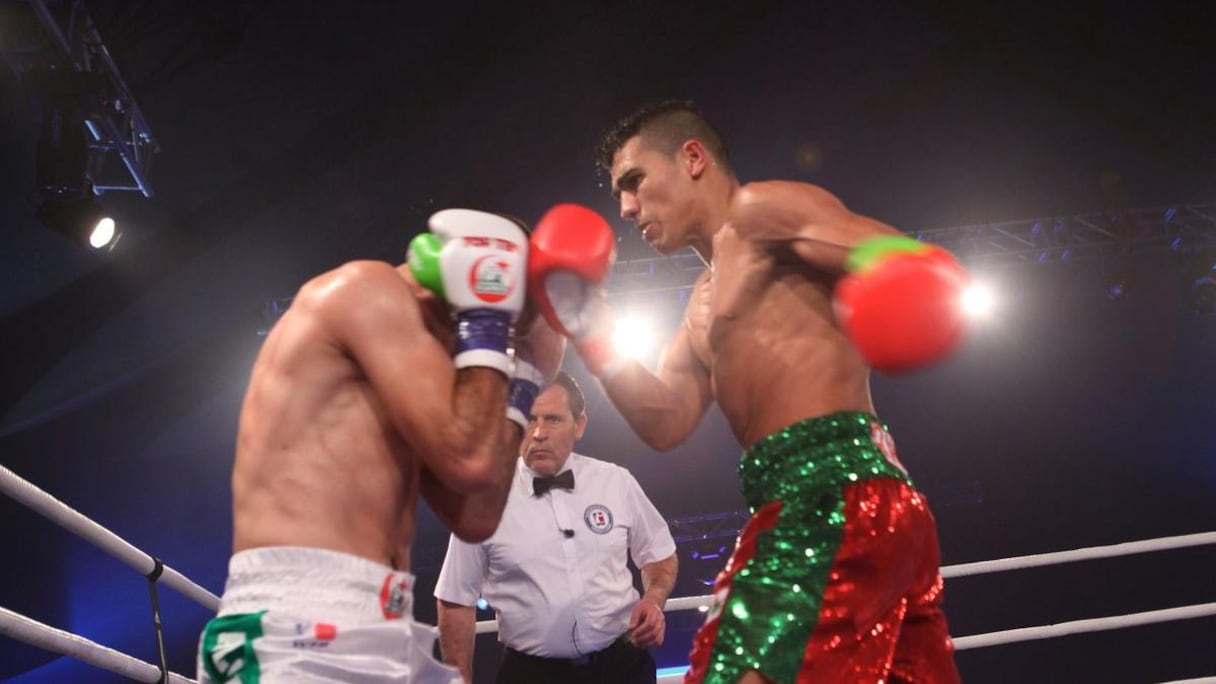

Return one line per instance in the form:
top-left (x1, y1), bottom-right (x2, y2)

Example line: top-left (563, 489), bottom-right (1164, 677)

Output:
top-left (686, 231), bottom-right (770, 362)
top-left (686, 231), bottom-right (835, 368)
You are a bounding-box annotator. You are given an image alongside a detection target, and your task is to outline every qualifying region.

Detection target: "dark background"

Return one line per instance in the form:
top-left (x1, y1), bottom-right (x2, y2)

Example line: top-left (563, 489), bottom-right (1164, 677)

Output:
top-left (1, 1), bottom-right (1214, 682)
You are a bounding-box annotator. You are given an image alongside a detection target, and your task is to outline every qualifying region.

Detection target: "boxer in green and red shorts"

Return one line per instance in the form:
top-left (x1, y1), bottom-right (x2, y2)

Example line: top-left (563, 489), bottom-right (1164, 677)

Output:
top-left (684, 412), bottom-right (959, 684)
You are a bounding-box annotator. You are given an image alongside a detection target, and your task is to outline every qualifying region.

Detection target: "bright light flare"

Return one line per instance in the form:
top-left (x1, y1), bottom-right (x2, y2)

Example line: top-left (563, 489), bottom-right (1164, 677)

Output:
top-left (612, 314), bottom-right (657, 360)
top-left (88, 217), bottom-right (116, 249)
top-left (961, 283), bottom-right (995, 318)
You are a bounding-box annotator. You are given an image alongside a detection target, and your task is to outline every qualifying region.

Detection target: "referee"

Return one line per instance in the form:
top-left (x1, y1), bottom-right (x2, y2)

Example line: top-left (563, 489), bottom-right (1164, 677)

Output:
top-left (435, 372), bottom-right (678, 684)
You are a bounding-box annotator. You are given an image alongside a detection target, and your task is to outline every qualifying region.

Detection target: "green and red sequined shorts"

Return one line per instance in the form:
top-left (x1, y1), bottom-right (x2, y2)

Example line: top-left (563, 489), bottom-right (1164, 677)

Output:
top-left (684, 412), bottom-right (959, 684)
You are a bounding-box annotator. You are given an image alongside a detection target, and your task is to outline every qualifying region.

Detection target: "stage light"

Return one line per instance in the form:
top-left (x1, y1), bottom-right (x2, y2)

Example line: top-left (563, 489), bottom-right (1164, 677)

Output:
top-left (961, 283), bottom-right (994, 318)
top-left (1098, 258), bottom-right (1132, 302)
top-left (1190, 265), bottom-right (1216, 315)
top-left (35, 194), bottom-right (120, 250)
top-left (30, 80), bottom-right (121, 249)
top-left (612, 314), bottom-right (657, 360)
top-left (89, 216), bottom-right (116, 248)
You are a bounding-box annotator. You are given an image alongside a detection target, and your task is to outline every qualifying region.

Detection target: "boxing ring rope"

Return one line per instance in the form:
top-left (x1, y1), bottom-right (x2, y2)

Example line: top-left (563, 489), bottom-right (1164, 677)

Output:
top-left (485, 530), bottom-right (1216, 680)
top-left (0, 464), bottom-right (220, 611)
top-left (939, 531), bottom-right (1216, 579)
top-left (1, 456), bottom-right (1211, 682)
top-left (0, 607), bottom-right (195, 684)
top-left (1, 463), bottom-right (212, 683)
top-left (950, 601), bottom-right (1216, 650)
top-left (478, 530), bottom-right (1216, 634)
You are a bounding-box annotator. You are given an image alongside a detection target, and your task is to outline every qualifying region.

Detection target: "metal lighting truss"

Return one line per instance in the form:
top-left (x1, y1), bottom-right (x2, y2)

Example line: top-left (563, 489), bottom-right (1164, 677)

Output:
top-left (1, 0), bottom-right (159, 196)
top-left (607, 203), bottom-right (1216, 297)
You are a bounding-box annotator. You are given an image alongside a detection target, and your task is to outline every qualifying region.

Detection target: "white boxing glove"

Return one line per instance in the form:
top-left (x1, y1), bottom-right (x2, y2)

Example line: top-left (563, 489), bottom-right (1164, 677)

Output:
top-left (407, 209), bottom-right (528, 376)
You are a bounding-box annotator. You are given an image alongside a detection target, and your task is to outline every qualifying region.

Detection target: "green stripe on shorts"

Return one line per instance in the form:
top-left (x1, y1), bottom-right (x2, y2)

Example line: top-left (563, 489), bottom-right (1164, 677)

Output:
top-left (201, 611), bottom-right (265, 684)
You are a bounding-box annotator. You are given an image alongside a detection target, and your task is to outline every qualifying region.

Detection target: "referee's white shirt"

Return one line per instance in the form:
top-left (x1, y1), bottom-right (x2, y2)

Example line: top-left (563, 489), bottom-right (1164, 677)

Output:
top-left (434, 452), bottom-right (677, 658)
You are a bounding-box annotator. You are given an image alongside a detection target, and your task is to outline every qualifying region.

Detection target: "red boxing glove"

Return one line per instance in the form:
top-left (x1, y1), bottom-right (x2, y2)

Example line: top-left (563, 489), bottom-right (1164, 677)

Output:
top-left (834, 235), bottom-right (969, 374)
top-left (528, 204), bottom-right (622, 377)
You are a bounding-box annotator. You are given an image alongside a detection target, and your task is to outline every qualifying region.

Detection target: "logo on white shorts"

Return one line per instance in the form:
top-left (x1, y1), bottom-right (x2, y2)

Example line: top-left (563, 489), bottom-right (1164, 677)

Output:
top-left (381, 574), bottom-right (409, 620)
top-left (583, 504), bottom-right (614, 534)
top-left (291, 621), bottom-right (337, 649)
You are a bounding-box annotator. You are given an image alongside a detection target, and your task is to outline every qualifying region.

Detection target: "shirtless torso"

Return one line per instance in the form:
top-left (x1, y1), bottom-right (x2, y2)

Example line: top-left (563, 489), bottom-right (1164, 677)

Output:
top-left (231, 259), bottom-right (547, 571)
top-left (671, 180), bottom-right (896, 446)
top-left (688, 214), bottom-right (872, 445)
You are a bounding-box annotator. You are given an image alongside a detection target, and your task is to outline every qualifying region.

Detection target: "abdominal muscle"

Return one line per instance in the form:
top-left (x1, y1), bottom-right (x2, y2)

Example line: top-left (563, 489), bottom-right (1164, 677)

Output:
top-left (695, 237), bottom-right (875, 447)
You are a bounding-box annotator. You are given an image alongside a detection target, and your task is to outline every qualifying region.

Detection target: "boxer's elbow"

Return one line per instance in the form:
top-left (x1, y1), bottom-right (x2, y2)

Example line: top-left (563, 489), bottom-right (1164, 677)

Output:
top-left (441, 455), bottom-right (501, 494)
top-left (451, 516), bottom-right (502, 544)
top-left (646, 435), bottom-right (685, 453)
top-left (452, 483), bottom-right (509, 543)
top-left (634, 423), bottom-right (689, 453)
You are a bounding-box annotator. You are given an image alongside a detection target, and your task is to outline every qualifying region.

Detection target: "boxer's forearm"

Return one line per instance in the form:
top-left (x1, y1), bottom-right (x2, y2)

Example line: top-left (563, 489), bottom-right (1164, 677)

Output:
top-left (419, 439), bottom-right (518, 544)
top-left (598, 326), bottom-right (712, 452)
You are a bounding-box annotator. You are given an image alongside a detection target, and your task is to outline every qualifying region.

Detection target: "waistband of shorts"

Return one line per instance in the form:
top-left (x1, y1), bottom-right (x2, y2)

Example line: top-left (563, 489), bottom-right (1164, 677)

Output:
top-left (227, 546), bottom-right (404, 580)
top-left (740, 412), bottom-right (911, 499)
top-left (746, 412), bottom-right (885, 454)
top-left (739, 408), bottom-right (885, 457)
top-left (219, 546), bottom-right (415, 623)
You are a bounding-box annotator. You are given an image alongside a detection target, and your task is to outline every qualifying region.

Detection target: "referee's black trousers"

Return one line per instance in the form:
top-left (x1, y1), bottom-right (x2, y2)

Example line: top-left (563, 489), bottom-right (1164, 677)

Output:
top-left (494, 636), bottom-right (657, 684)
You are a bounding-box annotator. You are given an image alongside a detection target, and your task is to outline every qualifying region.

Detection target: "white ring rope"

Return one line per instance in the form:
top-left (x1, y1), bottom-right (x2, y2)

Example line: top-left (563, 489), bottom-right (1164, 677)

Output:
top-left (1, 460), bottom-right (1210, 679)
top-left (0, 606), bottom-right (196, 684)
top-left (479, 530), bottom-right (1216, 649)
top-left (951, 602), bottom-right (1216, 650)
top-left (941, 531), bottom-right (1216, 578)
top-left (0, 464), bottom-right (220, 611)
top-left (659, 530), bottom-right (1216, 613)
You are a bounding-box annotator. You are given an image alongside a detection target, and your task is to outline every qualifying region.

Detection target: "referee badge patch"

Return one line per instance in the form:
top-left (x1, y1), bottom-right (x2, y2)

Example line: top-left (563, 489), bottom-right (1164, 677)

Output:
top-left (583, 504), bottom-right (614, 534)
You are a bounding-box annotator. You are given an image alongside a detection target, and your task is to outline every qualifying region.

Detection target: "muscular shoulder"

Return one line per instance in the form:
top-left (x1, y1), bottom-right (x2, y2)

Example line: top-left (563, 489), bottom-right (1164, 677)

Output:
top-left (291, 260), bottom-right (407, 318)
top-left (291, 260), bottom-right (424, 339)
top-left (297, 260), bottom-right (400, 301)
top-left (729, 181), bottom-right (847, 237)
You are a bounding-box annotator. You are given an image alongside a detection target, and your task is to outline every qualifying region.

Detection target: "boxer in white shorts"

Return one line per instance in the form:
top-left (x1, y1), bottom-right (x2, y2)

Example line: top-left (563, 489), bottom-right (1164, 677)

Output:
top-left (197, 209), bottom-right (564, 682)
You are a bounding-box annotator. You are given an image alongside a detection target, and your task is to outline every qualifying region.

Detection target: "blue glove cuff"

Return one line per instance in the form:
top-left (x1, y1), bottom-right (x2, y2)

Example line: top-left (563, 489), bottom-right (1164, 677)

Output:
top-left (454, 309), bottom-right (513, 376)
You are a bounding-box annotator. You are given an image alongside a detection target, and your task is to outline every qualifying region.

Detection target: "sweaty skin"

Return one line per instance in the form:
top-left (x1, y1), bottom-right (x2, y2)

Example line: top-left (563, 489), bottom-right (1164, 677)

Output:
top-left (691, 219), bottom-right (871, 445)
top-left (231, 260), bottom-right (554, 572)
top-left (609, 135), bottom-right (902, 448)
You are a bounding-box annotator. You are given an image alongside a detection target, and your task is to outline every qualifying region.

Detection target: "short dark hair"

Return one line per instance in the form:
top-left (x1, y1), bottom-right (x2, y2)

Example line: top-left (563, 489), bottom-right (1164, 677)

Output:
top-left (547, 371), bottom-right (586, 418)
top-left (595, 99), bottom-right (734, 177)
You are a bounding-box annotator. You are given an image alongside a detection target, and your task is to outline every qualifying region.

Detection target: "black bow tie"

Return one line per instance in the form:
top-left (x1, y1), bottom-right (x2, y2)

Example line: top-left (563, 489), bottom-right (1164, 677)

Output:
top-left (533, 470), bottom-right (575, 496)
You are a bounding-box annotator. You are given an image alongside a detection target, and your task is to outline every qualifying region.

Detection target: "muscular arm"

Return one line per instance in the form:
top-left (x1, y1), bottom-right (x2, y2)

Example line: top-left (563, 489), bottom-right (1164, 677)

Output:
top-left (732, 181), bottom-right (903, 272)
top-left (437, 599), bottom-right (477, 683)
top-left (598, 318), bottom-right (713, 451)
top-left (322, 262), bottom-right (515, 494)
top-left (420, 421), bottom-right (522, 542)
top-left (420, 314), bottom-right (565, 540)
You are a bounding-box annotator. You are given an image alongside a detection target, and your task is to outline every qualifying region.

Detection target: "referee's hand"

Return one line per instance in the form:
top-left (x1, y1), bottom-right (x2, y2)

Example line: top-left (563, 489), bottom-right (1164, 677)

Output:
top-left (629, 599), bottom-right (666, 647)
